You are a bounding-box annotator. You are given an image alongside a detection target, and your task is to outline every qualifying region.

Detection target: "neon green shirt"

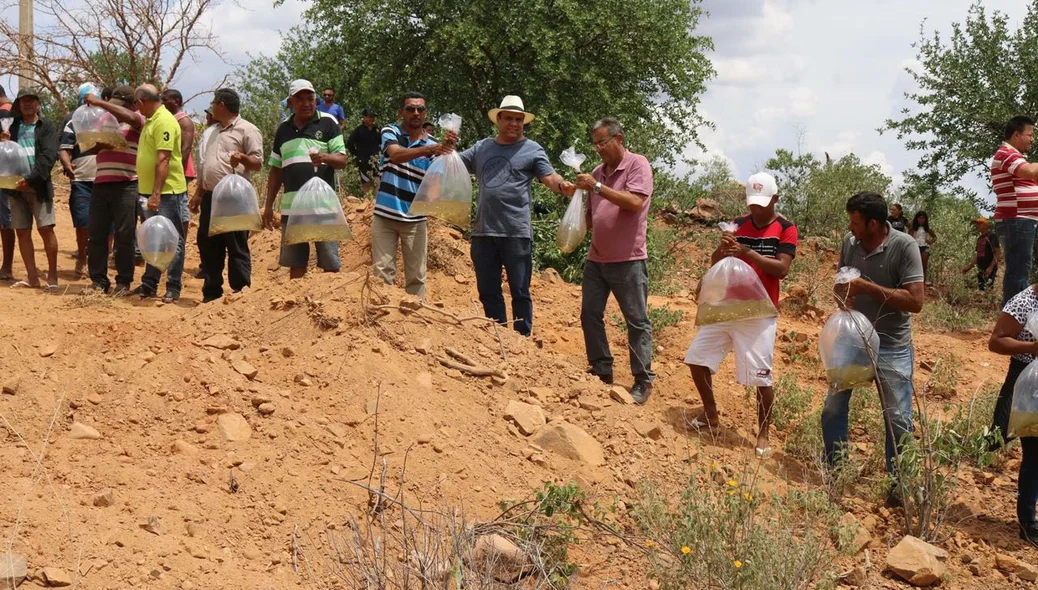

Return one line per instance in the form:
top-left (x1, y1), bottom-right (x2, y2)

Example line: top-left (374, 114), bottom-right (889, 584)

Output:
top-left (137, 105), bottom-right (186, 195)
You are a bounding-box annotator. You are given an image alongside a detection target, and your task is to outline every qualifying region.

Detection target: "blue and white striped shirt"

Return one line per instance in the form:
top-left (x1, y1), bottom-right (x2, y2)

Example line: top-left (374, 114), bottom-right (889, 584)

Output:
top-left (374, 124), bottom-right (436, 223)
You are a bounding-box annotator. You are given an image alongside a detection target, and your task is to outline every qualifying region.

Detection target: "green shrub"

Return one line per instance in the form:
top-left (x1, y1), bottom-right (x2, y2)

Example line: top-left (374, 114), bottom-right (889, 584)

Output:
top-left (633, 470), bottom-right (846, 590)
top-left (771, 374), bottom-right (815, 431)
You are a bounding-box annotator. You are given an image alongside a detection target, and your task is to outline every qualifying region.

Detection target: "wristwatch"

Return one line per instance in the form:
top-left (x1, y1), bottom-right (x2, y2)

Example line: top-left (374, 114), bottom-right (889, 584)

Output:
top-left (593, 182), bottom-right (602, 194)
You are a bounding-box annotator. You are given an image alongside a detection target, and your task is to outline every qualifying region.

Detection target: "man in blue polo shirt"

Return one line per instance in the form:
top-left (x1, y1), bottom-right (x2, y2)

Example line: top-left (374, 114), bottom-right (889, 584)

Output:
top-left (371, 92), bottom-right (450, 298)
top-left (317, 88), bottom-right (346, 126)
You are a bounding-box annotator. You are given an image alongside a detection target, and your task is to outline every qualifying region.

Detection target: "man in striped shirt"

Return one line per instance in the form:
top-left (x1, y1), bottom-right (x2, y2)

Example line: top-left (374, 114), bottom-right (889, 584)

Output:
top-left (992, 115), bottom-right (1038, 305)
top-left (82, 86), bottom-right (146, 296)
top-left (372, 92), bottom-right (450, 298)
top-left (262, 79), bottom-right (348, 279)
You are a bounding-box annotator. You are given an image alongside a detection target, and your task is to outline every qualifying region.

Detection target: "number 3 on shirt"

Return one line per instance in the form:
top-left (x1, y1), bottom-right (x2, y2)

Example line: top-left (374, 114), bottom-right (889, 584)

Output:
top-left (163, 131), bottom-right (170, 141)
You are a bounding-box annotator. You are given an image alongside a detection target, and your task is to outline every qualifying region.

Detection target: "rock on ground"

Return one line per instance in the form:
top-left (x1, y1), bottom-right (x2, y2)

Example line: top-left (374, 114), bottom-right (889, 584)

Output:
top-left (92, 489), bottom-right (116, 508)
top-left (996, 553), bottom-right (1038, 582)
top-left (504, 401), bottom-right (546, 436)
top-left (41, 567), bottom-right (72, 587)
top-left (473, 534), bottom-right (531, 583)
top-left (69, 422), bottom-right (102, 440)
top-left (838, 512), bottom-right (871, 554)
top-left (0, 553), bottom-right (26, 588)
top-left (886, 535), bottom-right (948, 586)
top-left (216, 413), bottom-right (252, 442)
top-left (531, 422), bottom-right (605, 466)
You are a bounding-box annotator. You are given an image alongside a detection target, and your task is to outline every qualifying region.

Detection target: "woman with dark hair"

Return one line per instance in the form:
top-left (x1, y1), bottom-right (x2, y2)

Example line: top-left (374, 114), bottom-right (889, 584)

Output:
top-left (911, 211), bottom-right (936, 281)
top-left (988, 284), bottom-right (1038, 547)
top-left (888, 203), bottom-right (908, 233)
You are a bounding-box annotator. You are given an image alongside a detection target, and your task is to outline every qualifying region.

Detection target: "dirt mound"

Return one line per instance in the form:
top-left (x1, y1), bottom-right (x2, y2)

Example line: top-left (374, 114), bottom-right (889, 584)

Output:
top-left (0, 188), bottom-right (1026, 588)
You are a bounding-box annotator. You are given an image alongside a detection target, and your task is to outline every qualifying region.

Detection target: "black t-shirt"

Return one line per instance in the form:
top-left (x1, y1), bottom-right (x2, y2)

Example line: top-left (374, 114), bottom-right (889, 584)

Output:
top-left (346, 124), bottom-right (380, 163)
top-left (977, 232), bottom-right (1000, 268)
top-left (888, 216), bottom-right (907, 233)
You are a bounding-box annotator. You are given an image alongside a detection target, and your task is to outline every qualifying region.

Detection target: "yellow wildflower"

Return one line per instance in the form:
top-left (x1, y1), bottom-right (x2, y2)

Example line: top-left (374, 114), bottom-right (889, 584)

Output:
top-left (743, 492), bottom-right (753, 501)
top-left (680, 546), bottom-right (692, 555)
top-left (734, 560), bottom-right (743, 568)
top-left (645, 540), bottom-right (655, 548)
top-left (727, 479), bottom-right (737, 487)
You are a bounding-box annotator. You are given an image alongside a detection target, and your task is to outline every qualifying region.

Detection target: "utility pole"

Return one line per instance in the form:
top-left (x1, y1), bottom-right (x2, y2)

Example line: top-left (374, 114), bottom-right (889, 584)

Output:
top-left (18, 0), bottom-right (33, 90)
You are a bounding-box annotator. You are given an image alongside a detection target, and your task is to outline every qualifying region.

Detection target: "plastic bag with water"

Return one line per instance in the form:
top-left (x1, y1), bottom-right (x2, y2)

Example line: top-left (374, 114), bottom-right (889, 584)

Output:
top-left (209, 174), bottom-right (262, 236)
top-left (136, 215), bottom-right (180, 271)
top-left (695, 227), bottom-right (777, 326)
top-left (71, 104), bottom-right (126, 152)
top-left (819, 268), bottom-right (880, 390)
top-left (556, 146), bottom-right (588, 253)
top-left (283, 176), bottom-right (351, 245)
top-left (1009, 312), bottom-right (1038, 438)
top-left (0, 119), bottom-right (30, 190)
top-left (408, 113), bottom-right (472, 226)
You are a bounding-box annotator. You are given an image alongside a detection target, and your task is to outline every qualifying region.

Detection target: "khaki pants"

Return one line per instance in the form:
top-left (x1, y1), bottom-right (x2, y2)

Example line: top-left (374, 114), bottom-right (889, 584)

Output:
top-left (371, 215), bottom-right (427, 298)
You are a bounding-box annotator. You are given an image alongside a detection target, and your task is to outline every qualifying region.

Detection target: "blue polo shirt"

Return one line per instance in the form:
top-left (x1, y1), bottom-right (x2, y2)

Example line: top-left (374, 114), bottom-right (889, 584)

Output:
top-left (316, 102), bottom-right (346, 123)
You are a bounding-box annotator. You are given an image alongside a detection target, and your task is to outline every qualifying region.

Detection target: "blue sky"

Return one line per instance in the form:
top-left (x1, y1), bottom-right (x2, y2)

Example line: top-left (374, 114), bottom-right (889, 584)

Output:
top-left (2, 0), bottom-right (1028, 197)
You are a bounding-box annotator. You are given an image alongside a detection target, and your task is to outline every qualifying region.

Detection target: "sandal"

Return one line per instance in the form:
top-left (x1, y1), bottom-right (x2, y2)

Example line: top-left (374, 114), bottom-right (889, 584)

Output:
top-left (44, 283), bottom-right (59, 293)
top-left (685, 412), bottom-right (720, 432)
top-left (10, 280), bottom-right (37, 289)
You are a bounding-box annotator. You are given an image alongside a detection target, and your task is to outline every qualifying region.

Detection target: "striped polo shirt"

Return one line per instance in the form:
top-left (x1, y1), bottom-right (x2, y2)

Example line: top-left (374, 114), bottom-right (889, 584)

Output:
top-left (94, 113), bottom-right (145, 185)
top-left (992, 142), bottom-right (1038, 221)
top-left (374, 124), bottom-right (436, 223)
top-left (268, 112), bottom-right (345, 211)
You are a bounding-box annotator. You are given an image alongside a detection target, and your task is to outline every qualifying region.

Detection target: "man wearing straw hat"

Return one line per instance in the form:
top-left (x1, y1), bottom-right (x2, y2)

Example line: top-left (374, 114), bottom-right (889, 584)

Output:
top-left (190, 88), bottom-right (263, 303)
top-left (457, 95), bottom-right (575, 336)
top-left (962, 217), bottom-right (1000, 292)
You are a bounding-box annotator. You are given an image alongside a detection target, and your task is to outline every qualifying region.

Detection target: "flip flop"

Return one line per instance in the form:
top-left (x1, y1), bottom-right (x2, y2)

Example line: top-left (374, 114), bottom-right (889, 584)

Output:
top-left (10, 280), bottom-right (36, 289)
top-left (685, 414), bottom-right (720, 432)
top-left (44, 283), bottom-right (59, 293)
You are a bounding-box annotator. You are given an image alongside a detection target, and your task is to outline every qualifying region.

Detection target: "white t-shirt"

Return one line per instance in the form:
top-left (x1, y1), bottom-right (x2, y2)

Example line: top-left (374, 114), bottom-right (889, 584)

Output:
top-left (913, 227), bottom-right (929, 247)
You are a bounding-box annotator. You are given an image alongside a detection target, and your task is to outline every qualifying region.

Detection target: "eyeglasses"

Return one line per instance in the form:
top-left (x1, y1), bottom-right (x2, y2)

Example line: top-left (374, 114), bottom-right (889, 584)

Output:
top-left (403, 105), bottom-right (427, 113)
top-left (592, 135), bottom-right (617, 150)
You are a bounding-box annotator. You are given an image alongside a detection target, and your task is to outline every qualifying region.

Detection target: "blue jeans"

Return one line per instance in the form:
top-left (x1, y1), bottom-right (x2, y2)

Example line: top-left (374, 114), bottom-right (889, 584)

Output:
top-left (140, 193), bottom-right (186, 294)
top-left (471, 236), bottom-right (533, 336)
top-left (821, 345), bottom-right (915, 474)
top-left (997, 218), bottom-right (1037, 306)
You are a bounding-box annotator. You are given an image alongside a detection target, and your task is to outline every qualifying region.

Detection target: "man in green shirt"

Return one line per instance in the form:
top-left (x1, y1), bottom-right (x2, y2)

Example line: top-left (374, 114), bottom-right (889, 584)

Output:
top-left (133, 84), bottom-right (187, 303)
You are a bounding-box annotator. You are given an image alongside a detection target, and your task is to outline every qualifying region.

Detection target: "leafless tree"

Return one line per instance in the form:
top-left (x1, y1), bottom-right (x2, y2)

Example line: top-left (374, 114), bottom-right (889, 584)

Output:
top-left (0, 0), bottom-right (231, 115)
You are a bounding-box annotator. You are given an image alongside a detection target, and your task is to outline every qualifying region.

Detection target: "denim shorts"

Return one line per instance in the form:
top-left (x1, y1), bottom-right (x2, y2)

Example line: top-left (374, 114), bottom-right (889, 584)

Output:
top-left (70, 181), bottom-right (93, 228)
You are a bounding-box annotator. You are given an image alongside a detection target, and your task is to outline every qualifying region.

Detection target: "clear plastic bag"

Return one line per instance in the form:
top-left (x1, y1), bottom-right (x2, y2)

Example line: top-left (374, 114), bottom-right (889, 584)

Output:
top-left (136, 215), bottom-right (180, 271)
top-left (556, 146), bottom-right (588, 253)
top-left (408, 114), bottom-right (472, 227)
top-left (1010, 359), bottom-right (1038, 438)
top-left (0, 119), bottom-right (30, 190)
top-left (209, 174), bottom-right (262, 236)
top-left (695, 256), bottom-right (777, 326)
top-left (70, 105), bottom-right (126, 152)
top-left (819, 268), bottom-right (880, 390)
top-left (283, 176), bottom-right (351, 245)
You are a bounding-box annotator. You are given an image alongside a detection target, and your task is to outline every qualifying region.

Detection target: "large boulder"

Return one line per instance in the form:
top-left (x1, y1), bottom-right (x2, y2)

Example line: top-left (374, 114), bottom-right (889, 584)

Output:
top-left (996, 553), bottom-right (1038, 581)
top-left (886, 535), bottom-right (948, 586)
top-left (531, 422), bottom-right (605, 466)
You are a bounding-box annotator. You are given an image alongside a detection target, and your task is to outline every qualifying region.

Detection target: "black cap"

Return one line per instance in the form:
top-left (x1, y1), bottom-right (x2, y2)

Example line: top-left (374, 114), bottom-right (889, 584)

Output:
top-left (362, 108), bottom-right (375, 117)
top-left (110, 85), bottom-right (135, 107)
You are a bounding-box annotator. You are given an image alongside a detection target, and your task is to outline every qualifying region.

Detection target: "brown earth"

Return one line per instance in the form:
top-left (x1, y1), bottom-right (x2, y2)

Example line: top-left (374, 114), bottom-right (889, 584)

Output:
top-left (0, 186), bottom-right (1032, 589)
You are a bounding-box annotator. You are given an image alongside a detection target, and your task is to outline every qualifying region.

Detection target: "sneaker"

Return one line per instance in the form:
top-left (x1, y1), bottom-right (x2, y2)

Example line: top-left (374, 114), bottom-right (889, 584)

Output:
top-left (111, 284), bottom-right (131, 298)
top-left (631, 381), bottom-right (653, 405)
top-left (132, 285), bottom-right (156, 299)
top-left (162, 290), bottom-right (180, 304)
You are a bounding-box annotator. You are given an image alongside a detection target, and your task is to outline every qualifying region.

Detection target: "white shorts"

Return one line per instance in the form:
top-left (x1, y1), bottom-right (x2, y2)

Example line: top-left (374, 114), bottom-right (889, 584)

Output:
top-left (684, 316), bottom-right (777, 387)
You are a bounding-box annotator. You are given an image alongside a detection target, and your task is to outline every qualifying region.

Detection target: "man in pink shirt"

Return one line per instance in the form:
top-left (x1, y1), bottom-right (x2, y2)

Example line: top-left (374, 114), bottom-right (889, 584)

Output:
top-left (575, 118), bottom-right (655, 404)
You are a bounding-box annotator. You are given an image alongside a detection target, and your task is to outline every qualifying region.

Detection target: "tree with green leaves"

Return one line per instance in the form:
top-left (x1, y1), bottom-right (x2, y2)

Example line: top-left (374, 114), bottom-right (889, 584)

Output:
top-left (882, 2), bottom-right (1038, 194)
top-left (766, 149), bottom-right (892, 237)
top-left (241, 0), bottom-right (714, 165)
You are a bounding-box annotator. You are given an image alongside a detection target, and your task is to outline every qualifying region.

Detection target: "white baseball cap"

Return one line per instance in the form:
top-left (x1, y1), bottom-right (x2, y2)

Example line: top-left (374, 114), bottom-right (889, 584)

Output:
top-left (745, 172), bottom-right (778, 207)
top-left (287, 79), bottom-right (315, 101)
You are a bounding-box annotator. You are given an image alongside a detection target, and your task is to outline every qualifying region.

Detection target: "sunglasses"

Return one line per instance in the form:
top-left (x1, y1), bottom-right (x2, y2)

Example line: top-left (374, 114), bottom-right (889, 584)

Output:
top-left (322, 93), bottom-right (334, 97)
top-left (403, 105), bottom-right (427, 113)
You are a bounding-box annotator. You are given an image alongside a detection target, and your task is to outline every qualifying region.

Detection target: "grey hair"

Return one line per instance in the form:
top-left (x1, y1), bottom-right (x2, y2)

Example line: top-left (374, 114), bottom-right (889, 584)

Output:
top-left (591, 118), bottom-right (623, 137)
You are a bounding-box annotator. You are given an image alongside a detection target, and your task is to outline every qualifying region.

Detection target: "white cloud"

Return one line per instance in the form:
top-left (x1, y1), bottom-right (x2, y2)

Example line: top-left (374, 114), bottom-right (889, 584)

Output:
top-left (788, 86), bottom-right (816, 117)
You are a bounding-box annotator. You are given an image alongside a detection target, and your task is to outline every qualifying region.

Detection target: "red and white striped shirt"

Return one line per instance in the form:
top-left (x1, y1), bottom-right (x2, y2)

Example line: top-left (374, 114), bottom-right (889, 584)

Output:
top-left (992, 142), bottom-right (1038, 220)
